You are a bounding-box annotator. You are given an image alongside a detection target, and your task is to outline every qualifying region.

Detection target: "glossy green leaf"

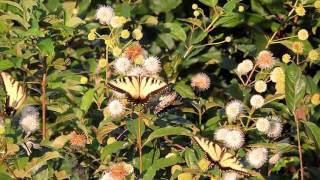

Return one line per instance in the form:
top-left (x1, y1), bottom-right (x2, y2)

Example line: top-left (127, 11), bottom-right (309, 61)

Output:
top-left (285, 63), bottom-right (306, 113)
top-left (164, 22), bottom-right (186, 41)
top-left (0, 60), bottom-right (14, 71)
top-left (127, 119), bottom-right (145, 140)
top-left (144, 127), bottom-right (191, 146)
top-left (37, 38), bottom-right (55, 59)
top-left (101, 141), bottom-right (129, 160)
top-left (80, 88), bottom-right (95, 113)
top-left (303, 121), bottom-right (320, 152)
top-left (150, 0), bottom-right (182, 13)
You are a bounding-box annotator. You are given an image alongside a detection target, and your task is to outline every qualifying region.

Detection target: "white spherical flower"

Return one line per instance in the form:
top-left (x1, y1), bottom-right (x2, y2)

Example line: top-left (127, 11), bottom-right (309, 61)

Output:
top-left (114, 57), bottom-right (132, 74)
top-left (269, 153), bottom-right (281, 164)
top-left (224, 129), bottom-right (245, 150)
top-left (143, 56), bottom-right (161, 74)
top-left (246, 148), bottom-right (268, 168)
top-left (267, 116), bottom-right (283, 138)
top-left (236, 59), bottom-right (253, 76)
top-left (96, 5), bottom-right (114, 25)
top-left (254, 80), bottom-right (267, 93)
top-left (20, 114), bottom-right (39, 133)
top-left (250, 95), bottom-right (265, 109)
top-left (21, 105), bottom-right (39, 118)
top-left (100, 172), bottom-right (114, 180)
top-left (256, 118), bottom-right (270, 133)
top-left (214, 128), bottom-right (230, 141)
top-left (225, 100), bottom-right (243, 121)
top-left (127, 66), bottom-right (148, 76)
top-left (222, 171), bottom-right (239, 180)
top-left (107, 100), bottom-right (124, 117)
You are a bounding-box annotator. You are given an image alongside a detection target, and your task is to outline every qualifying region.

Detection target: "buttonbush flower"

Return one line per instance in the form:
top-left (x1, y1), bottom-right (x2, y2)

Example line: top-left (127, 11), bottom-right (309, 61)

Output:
top-left (114, 57), bottom-right (132, 74)
top-left (120, 30), bottom-right (130, 39)
top-left (246, 148), bottom-right (268, 168)
top-left (297, 29), bottom-right (309, 40)
top-left (292, 41), bottom-right (304, 54)
top-left (225, 100), bottom-right (243, 121)
top-left (70, 131), bottom-right (87, 149)
top-left (222, 171), bottom-right (239, 180)
top-left (236, 59), bottom-right (253, 76)
top-left (254, 80), bottom-right (267, 93)
top-left (224, 129), bottom-right (245, 150)
top-left (311, 93), bottom-right (320, 106)
top-left (96, 5), bottom-right (114, 25)
top-left (191, 73), bottom-right (211, 91)
top-left (143, 56), bottom-right (161, 75)
top-left (256, 50), bottom-right (275, 69)
top-left (132, 28), bottom-right (143, 40)
top-left (282, 53), bottom-right (291, 63)
top-left (308, 50), bottom-right (319, 61)
top-left (295, 4), bottom-right (306, 16)
top-left (270, 67), bottom-right (285, 83)
top-left (250, 95), bottom-right (265, 109)
top-left (256, 118), bottom-right (270, 133)
top-left (214, 128), bottom-right (230, 141)
top-left (107, 100), bottom-right (125, 117)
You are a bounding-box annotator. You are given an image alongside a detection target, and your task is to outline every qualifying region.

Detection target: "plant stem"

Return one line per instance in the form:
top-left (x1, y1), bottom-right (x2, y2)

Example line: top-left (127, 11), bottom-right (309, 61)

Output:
top-left (105, 45), bottom-right (109, 86)
top-left (137, 111), bottom-right (143, 175)
top-left (245, 64), bottom-right (257, 86)
top-left (41, 72), bottom-right (47, 140)
top-left (294, 115), bottom-right (304, 180)
top-left (4, 160), bottom-right (17, 179)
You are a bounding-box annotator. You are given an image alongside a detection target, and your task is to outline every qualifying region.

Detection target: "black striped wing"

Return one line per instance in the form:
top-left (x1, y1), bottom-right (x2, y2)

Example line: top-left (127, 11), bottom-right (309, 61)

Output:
top-left (0, 72), bottom-right (27, 116)
top-left (154, 91), bottom-right (182, 115)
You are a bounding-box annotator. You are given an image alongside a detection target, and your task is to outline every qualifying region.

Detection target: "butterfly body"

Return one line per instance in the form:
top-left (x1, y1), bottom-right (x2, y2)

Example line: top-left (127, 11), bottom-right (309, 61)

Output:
top-left (107, 76), bottom-right (168, 104)
top-left (0, 72), bottom-right (27, 116)
top-left (154, 91), bottom-right (182, 115)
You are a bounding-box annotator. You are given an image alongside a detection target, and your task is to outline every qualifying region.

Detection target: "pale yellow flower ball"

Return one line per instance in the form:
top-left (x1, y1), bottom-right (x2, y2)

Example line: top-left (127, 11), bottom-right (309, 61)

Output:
top-left (120, 30), bottom-right (130, 39)
top-left (145, 16), bottom-right (158, 25)
top-left (314, 0), bottom-right (320, 9)
top-left (225, 36), bottom-right (232, 42)
top-left (110, 16), bottom-right (126, 28)
top-left (238, 5), bottom-right (245, 12)
top-left (80, 76), bottom-right (88, 84)
top-left (107, 137), bottom-right (117, 145)
top-left (308, 50), bottom-right (319, 61)
top-left (254, 80), bottom-right (267, 93)
top-left (98, 58), bottom-right (107, 68)
top-left (193, 10), bottom-right (200, 17)
top-left (88, 31), bottom-right (96, 41)
top-left (112, 47), bottom-right (122, 57)
top-left (192, 4), bottom-right (198, 10)
top-left (311, 93), bottom-right (320, 106)
top-left (270, 67), bottom-right (285, 83)
top-left (292, 41), bottom-right (304, 54)
top-left (282, 54), bottom-right (291, 63)
top-left (295, 4), bottom-right (306, 16)
top-left (132, 28), bottom-right (143, 40)
top-left (297, 29), bottom-right (309, 41)
top-left (171, 165), bottom-right (182, 174)
top-left (178, 172), bottom-right (193, 180)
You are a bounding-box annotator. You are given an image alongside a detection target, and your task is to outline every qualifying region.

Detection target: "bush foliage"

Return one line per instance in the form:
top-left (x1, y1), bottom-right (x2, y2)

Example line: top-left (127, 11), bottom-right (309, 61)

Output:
top-left (0, 0), bottom-right (320, 179)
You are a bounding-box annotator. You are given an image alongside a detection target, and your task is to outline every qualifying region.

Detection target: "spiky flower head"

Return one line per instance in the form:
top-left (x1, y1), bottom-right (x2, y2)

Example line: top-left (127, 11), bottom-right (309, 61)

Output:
top-left (107, 100), bottom-right (125, 117)
top-left (222, 171), bottom-right (239, 180)
top-left (236, 59), bottom-right (253, 76)
top-left (224, 129), bottom-right (245, 150)
top-left (21, 105), bottom-right (39, 118)
top-left (20, 114), bottom-right (39, 133)
top-left (297, 29), bottom-right (309, 41)
top-left (214, 128), bottom-right (230, 141)
top-left (70, 131), bottom-right (87, 149)
top-left (114, 57), bottom-right (132, 74)
top-left (246, 148), bottom-right (268, 168)
top-left (109, 162), bottom-right (133, 180)
top-left (256, 50), bottom-right (275, 69)
top-left (256, 118), bottom-right (270, 133)
top-left (250, 94), bottom-right (265, 109)
top-left (225, 100), bottom-right (243, 121)
top-left (143, 56), bottom-right (161, 75)
top-left (125, 43), bottom-right (143, 61)
top-left (270, 67), bottom-right (285, 83)
top-left (96, 5), bottom-right (114, 25)
top-left (191, 73), bottom-right (211, 91)
top-left (266, 116), bottom-right (282, 138)
top-left (127, 66), bottom-right (148, 76)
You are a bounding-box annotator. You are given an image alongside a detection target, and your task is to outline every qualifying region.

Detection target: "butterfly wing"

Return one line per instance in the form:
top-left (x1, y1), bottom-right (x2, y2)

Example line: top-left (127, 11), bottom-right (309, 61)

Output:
top-left (219, 151), bottom-right (250, 175)
top-left (0, 72), bottom-right (27, 115)
top-left (154, 91), bottom-right (182, 115)
top-left (107, 76), bottom-right (140, 102)
top-left (193, 136), bottom-right (222, 162)
top-left (139, 76), bottom-right (168, 103)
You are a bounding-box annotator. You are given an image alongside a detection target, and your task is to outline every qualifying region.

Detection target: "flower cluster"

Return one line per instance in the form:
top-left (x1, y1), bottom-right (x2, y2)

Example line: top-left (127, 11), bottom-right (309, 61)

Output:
top-left (20, 105), bottom-right (40, 134)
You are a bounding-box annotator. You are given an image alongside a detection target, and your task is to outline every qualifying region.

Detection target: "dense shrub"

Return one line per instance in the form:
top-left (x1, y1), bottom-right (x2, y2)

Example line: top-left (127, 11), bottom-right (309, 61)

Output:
top-left (0, 0), bottom-right (320, 179)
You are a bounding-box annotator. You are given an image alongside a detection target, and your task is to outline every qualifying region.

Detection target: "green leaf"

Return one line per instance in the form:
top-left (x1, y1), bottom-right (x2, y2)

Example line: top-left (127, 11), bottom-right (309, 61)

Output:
top-left (127, 119), bottom-right (145, 140)
top-left (144, 127), bottom-right (191, 146)
top-left (174, 80), bottom-right (196, 99)
top-left (114, 2), bottom-right (131, 17)
top-left (0, 60), bottom-right (14, 71)
top-left (143, 155), bottom-right (184, 180)
top-left (101, 141), bottom-right (129, 160)
top-left (190, 29), bottom-right (208, 44)
top-left (184, 148), bottom-right (199, 169)
top-left (285, 63), bottom-right (306, 113)
top-left (25, 151), bottom-right (61, 173)
top-left (164, 22), bottom-right (186, 41)
top-left (158, 33), bottom-right (175, 49)
top-left (150, 0), bottom-right (182, 13)
top-left (80, 88), bottom-right (95, 113)
top-left (303, 121), bottom-right (320, 153)
top-left (0, 172), bottom-right (12, 180)
top-left (37, 38), bottom-right (55, 59)
top-left (198, 0), bottom-right (218, 7)
top-left (0, 14), bottom-right (30, 29)
top-left (223, 0), bottom-right (240, 12)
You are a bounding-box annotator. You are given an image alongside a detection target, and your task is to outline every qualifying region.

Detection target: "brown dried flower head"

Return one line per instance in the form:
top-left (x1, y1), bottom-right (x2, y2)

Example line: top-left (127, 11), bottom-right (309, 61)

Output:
top-left (125, 43), bottom-right (143, 62)
top-left (70, 131), bottom-right (87, 149)
top-left (109, 162), bottom-right (133, 180)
